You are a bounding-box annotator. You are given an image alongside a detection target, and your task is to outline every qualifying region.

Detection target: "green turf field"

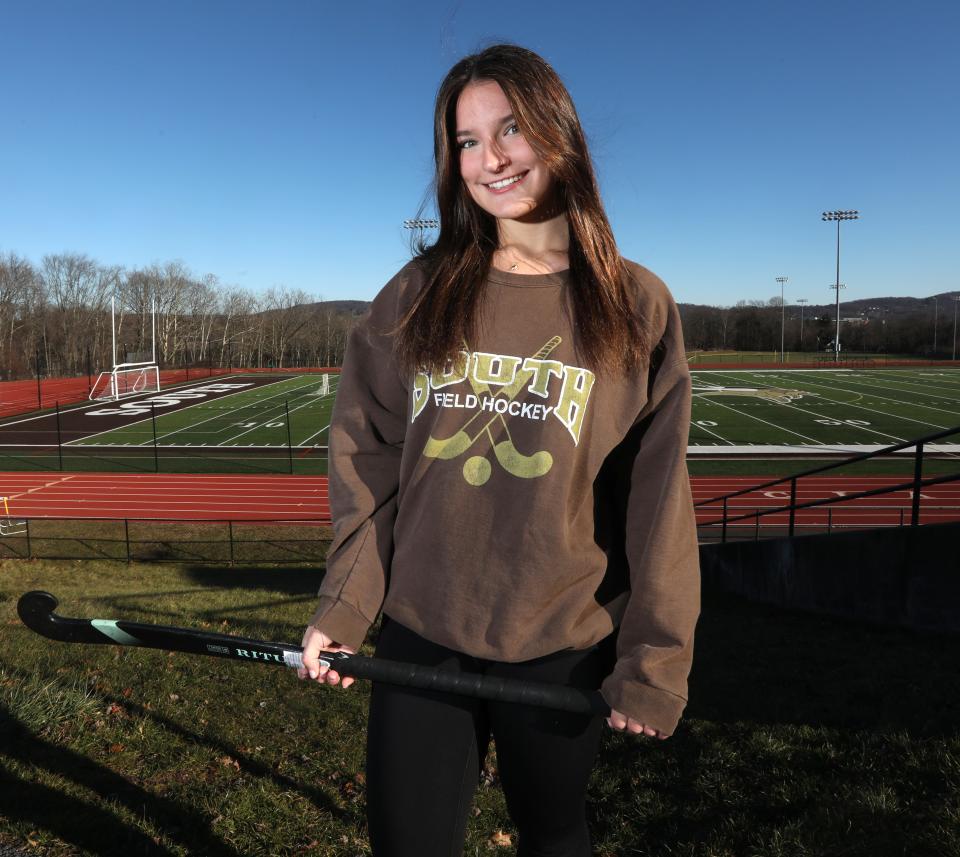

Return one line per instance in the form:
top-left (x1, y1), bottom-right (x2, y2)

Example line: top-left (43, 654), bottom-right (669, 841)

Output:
top-left (28, 367), bottom-right (959, 479)
top-left (684, 350), bottom-right (917, 365)
top-left (69, 374), bottom-right (335, 450)
top-left (69, 368), bottom-right (960, 452)
top-left (688, 367), bottom-right (960, 449)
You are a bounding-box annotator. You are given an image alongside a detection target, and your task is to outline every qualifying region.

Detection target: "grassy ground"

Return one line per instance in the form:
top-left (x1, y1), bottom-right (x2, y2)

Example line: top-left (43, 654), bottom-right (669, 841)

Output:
top-left (1, 560), bottom-right (958, 856)
top-left (0, 521), bottom-right (331, 564)
top-left (0, 446), bottom-right (327, 476)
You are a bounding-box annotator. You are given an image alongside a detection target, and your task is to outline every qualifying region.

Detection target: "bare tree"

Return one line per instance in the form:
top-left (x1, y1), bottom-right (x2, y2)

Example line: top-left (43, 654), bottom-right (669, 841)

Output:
top-left (263, 286), bottom-right (313, 369)
top-left (41, 253), bottom-right (120, 375)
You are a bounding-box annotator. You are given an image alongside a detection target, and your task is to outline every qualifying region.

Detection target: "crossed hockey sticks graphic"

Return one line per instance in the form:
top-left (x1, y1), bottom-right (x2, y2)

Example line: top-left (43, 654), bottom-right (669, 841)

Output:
top-left (422, 337), bottom-right (560, 483)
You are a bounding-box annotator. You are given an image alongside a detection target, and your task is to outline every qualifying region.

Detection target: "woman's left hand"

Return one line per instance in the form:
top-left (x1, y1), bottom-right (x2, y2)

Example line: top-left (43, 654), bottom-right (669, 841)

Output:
top-left (606, 709), bottom-right (668, 740)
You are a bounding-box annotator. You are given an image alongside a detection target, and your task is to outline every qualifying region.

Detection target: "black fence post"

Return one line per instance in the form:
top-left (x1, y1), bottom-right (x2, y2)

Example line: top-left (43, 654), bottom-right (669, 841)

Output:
top-left (788, 477), bottom-right (797, 537)
top-left (55, 401), bottom-right (63, 471)
top-left (285, 400), bottom-right (294, 474)
top-left (228, 520), bottom-right (235, 565)
top-left (911, 441), bottom-right (924, 526)
top-left (721, 497), bottom-right (728, 544)
top-left (86, 346), bottom-right (92, 394)
top-left (124, 518), bottom-right (131, 562)
top-left (25, 518), bottom-right (32, 559)
top-left (35, 349), bottom-right (43, 410)
top-left (151, 403), bottom-right (159, 474)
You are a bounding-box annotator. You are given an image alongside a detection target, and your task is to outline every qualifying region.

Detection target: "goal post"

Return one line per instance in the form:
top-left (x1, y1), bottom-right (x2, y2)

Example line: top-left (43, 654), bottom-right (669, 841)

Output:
top-left (89, 363), bottom-right (160, 402)
top-left (308, 374), bottom-right (331, 397)
top-left (88, 294), bottom-right (160, 402)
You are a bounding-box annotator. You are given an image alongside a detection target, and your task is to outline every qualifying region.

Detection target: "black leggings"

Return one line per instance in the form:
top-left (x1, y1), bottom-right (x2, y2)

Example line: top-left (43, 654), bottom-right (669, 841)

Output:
top-left (365, 614), bottom-right (618, 857)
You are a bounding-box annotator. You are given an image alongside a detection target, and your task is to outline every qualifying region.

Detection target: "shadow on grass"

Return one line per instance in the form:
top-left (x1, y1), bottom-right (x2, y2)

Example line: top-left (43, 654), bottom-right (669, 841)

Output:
top-left (587, 589), bottom-right (960, 855)
top-left (184, 564), bottom-right (327, 595)
top-left (0, 655), bottom-right (352, 854)
top-left (0, 702), bottom-right (242, 856)
top-left (688, 590), bottom-right (960, 736)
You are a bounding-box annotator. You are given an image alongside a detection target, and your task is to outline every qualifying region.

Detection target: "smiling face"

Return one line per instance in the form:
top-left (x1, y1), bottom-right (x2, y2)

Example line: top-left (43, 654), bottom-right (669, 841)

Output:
top-left (455, 80), bottom-right (556, 222)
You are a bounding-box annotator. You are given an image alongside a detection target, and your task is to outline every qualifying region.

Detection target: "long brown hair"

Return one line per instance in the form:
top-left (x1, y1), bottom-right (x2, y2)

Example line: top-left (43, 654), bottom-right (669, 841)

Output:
top-left (393, 43), bottom-right (648, 378)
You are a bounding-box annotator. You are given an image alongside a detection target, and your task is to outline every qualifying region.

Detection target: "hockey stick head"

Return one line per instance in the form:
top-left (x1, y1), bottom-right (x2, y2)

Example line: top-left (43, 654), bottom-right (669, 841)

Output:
top-left (17, 590), bottom-right (117, 645)
top-left (17, 591), bottom-right (69, 640)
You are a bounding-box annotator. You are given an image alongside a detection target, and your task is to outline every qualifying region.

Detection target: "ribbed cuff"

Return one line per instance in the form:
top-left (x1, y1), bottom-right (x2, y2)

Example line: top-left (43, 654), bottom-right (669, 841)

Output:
top-left (308, 597), bottom-right (374, 652)
top-left (599, 673), bottom-right (688, 737)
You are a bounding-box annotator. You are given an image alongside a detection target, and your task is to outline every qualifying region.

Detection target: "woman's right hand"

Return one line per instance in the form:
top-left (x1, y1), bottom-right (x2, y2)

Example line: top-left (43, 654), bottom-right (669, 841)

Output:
top-left (298, 625), bottom-right (356, 689)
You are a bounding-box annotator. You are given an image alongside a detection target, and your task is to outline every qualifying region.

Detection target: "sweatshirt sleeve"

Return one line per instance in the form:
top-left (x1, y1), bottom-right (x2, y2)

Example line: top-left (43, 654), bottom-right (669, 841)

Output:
top-left (599, 309), bottom-right (700, 737)
top-left (307, 271), bottom-right (411, 651)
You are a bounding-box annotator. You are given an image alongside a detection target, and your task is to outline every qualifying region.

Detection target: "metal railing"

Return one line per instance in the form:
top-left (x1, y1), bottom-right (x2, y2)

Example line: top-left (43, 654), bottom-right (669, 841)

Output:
top-left (0, 516), bottom-right (331, 564)
top-left (696, 425), bottom-right (960, 543)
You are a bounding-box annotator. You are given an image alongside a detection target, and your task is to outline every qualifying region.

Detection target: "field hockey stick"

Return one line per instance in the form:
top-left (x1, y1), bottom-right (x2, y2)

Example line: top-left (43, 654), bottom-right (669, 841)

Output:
top-left (17, 591), bottom-right (610, 717)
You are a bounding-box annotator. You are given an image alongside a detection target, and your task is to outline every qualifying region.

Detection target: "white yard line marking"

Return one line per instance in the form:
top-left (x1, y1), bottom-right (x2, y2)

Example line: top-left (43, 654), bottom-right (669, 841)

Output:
top-left (688, 417), bottom-right (736, 445)
top-left (708, 370), bottom-right (940, 438)
top-left (149, 377), bottom-right (321, 445)
top-left (64, 377), bottom-right (299, 446)
top-left (690, 395), bottom-right (824, 444)
top-left (0, 375), bottom-right (252, 431)
top-left (297, 423), bottom-right (331, 447)
top-left (217, 392), bottom-right (324, 446)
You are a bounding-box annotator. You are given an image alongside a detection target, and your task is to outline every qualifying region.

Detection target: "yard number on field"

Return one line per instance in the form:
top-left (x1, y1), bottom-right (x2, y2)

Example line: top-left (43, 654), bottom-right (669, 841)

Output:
top-left (814, 419), bottom-right (871, 427)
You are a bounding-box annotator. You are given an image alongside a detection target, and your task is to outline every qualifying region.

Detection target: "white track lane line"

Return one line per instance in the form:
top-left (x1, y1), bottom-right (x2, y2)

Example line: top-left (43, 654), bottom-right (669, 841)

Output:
top-left (6, 474), bottom-right (76, 503)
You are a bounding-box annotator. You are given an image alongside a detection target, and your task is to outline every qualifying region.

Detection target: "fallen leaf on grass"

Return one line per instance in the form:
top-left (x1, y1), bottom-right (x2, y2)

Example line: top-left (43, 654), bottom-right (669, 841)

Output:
top-left (220, 756), bottom-right (240, 771)
top-left (490, 830), bottom-right (512, 847)
top-left (107, 743), bottom-right (124, 754)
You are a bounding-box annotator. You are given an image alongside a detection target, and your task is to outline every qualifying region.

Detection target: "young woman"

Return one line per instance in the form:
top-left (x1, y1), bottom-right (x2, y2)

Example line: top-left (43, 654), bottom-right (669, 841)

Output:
top-left (298, 44), bottom-right (700, 857)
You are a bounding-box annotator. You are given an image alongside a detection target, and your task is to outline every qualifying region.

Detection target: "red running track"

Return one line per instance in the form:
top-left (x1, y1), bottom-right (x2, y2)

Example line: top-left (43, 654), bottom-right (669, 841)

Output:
top-left (692, 475), bottom-right (960, 529)
top-left (0, 472), bottom-right (957, 528)
top-left (0, 473), bottom-right (330, 521)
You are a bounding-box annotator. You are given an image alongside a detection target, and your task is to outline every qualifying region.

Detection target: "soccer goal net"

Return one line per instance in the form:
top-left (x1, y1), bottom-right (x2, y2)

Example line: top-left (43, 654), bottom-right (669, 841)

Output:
top-left (89, 363), bottom-right (161, 402)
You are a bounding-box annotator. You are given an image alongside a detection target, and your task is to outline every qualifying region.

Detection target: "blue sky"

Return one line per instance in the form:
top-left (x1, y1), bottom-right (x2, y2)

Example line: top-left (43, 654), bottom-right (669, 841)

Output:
top-left (2, 0), bottom-right (957, 307)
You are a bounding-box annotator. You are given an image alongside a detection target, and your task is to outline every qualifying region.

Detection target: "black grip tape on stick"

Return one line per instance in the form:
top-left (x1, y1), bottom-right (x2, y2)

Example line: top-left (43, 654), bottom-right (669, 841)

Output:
top-left (17, 591), bottom-right (610, 717)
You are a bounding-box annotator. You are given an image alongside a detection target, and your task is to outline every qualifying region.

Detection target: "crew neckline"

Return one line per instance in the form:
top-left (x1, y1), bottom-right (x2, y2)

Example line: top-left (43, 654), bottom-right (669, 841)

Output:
top-left (486, 267), bottom-right (571, 288)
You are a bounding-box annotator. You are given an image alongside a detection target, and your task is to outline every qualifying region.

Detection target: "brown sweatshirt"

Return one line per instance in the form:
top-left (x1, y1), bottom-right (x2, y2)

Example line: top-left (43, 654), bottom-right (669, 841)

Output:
top-left (308, 259), bottom-right (700, 735)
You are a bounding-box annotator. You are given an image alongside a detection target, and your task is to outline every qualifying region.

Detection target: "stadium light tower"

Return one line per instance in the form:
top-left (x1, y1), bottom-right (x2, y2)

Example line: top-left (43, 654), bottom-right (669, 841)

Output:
top-left (776, 276), bottom-right (788, 362)
top-left (822, 210), bottom-right (859, 362)
top-left (797, 298), bottom-right (808, 351)
top-left (829, 284), bottom-right (846, 358)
